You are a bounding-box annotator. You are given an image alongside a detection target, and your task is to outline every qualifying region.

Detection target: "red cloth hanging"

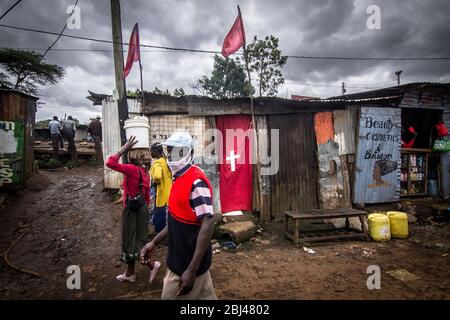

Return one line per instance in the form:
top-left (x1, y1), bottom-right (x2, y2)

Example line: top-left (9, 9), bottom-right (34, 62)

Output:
top-left (123, 23), bottom-right (140, 78)
top-left (221, 9), bottom-right (246, 58)
top-left (216, 115), bottom-right (253, 213)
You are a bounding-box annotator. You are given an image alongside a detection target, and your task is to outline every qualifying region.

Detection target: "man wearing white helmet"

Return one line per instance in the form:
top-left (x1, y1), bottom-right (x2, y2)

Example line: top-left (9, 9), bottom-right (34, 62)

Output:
top-left (140, 132), bottom-right (217, 300)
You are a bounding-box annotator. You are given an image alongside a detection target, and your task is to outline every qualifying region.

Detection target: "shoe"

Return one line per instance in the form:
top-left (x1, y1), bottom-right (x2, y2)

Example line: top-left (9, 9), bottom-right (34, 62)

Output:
top-left (149, 261), bottom-right (161, 284)
top-left (116, 273), bottom-right (136, 283)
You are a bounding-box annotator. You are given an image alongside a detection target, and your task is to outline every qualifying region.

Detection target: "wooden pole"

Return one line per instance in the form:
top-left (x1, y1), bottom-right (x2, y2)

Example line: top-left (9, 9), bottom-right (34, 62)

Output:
top-left (110, 0), bottom-right (128, 145)
top-left (139, 59), bottom-right (144, 114)
top-left (240, 5), bottom-right (267, 222)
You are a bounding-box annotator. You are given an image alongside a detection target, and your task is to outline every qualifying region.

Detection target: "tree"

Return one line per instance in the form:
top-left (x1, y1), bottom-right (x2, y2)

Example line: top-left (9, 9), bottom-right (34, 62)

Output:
top-left (151, 86), bottom-right (171, 96)
top-left (0, 49), bottom-right (64, 95)
top-left (245, 35), bottom-right (287, 97)
top-left (127, 87), bottom-right (185, 97)
top-left (173, 87), bottom-right (185, 97)
top-left (193, 54), bottom-right (252, 99)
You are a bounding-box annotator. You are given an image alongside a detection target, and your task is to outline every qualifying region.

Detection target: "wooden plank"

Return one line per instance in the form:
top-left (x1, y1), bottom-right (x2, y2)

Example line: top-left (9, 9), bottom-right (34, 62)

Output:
top-left (298, 233), bottom-right (367, 242)
top-left (285, 211), bottom-right (367, 219)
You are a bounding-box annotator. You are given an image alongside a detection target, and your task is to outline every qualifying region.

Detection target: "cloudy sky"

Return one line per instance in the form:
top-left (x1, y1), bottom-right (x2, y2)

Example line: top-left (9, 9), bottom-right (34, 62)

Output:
top-left (1, 0), bottom-right (450, 123)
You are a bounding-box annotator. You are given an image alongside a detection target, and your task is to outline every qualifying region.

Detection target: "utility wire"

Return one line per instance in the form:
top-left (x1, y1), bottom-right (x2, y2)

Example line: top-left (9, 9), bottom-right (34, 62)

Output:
top-left (41, 0), bottom-right (79, 59)
top-left (1, 23), bottom-right (450, 61)
top-left (284, 82), bottom-right (391, 89)
top-left (0, 0), bottom-right (23, 20)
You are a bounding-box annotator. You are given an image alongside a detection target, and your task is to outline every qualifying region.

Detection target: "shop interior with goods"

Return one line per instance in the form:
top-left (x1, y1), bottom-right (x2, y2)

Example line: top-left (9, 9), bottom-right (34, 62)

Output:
top-left (400, 108), bottom-right (446, 197)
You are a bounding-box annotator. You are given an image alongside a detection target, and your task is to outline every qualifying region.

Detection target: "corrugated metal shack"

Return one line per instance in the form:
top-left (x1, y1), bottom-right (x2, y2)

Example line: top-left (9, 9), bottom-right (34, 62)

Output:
top-left (328, 82), bottom-right (450, 203)
top-left (89, 82), bottom-right (450, 222)
top-left (0, 88), bottom-right (38, 190)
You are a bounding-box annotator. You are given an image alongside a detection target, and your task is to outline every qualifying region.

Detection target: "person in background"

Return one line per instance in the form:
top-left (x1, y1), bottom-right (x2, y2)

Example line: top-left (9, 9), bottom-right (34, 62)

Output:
top-left (150, 142), bottom-right (172, 233)
top-left (88, 115), bottom-right (103, 163)
top-left (106, 136), bottom-right (161, 284)
top-left (62, 116), bottom-right (77, 161)
top-left (141, 132), bottom-right (218, 300)
top-left (48, 116), bottom-right (62, 160)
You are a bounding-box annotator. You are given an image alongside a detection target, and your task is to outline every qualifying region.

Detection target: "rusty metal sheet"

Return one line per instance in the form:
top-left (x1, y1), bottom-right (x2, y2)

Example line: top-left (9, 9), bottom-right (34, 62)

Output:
top-left (316, 141), bottom-right (351, 209)
top-left (333, 109), bottom-right (357, 155)
top-left (354, 107), bottom-right (401, 204)
top-left (268, 114), bottom-right (318, 218)
top-left (400, 90), bottom-right (449, 109)
top-left (314, 112), bottom-right (334, 144)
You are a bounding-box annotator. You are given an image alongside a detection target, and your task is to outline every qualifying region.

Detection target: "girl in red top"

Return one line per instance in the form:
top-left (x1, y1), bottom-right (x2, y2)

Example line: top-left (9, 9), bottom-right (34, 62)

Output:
top-left (106, 136), bottom-right (160, 284)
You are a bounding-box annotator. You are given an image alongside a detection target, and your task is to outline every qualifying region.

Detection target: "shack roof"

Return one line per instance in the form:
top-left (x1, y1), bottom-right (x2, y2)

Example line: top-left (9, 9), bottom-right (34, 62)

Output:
top-left (327, 82), bottom-right (450, 101)
top-left (87, 90), bottom-right (400, 116)
top-left (0, 86), bottom-right (39, 100)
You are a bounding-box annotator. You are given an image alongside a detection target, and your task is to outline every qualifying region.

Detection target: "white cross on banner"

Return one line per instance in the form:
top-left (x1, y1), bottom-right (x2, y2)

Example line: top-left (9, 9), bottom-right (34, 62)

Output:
top-left (216, 115), bottom-right (253, 213)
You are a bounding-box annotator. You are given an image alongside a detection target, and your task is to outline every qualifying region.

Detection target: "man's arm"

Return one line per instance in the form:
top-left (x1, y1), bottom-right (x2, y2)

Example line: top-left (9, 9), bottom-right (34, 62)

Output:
top-left (177, 215), bottom-right (214, 296)
top-left (151, 161), bottom-right (163, 184)
top-left (140, 225), bottom-right (168, 264)
top-left (178, 179), bottom-right (215, 295)
top-left (187, 215), bottom-right (214, 272)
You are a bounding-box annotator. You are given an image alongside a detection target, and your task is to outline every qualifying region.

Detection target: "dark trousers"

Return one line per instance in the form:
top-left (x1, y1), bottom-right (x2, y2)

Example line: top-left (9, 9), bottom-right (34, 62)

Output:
top-left (153, 206), bottom-right (167, 232)
top-left (51, 134), bottom-right (60, 160)
top-left (92, 135), bottom-right (103, 163)
top-left (66, 134), bottom-right (77, 161)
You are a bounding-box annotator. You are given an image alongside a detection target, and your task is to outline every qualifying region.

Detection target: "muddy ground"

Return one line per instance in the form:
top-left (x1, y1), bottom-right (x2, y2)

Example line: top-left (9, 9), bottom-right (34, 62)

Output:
top-left (0, 166), bottom-right (449, 300)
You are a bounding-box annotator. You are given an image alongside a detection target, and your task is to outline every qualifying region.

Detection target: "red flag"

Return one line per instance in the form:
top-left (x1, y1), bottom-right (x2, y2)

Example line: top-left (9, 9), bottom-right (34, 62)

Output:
top-left (123, 23), bottom-right (140, 78)
top-left (217, 115), bottom-right (253, 213)
top-left (221, 8), bottom-right (246, 58)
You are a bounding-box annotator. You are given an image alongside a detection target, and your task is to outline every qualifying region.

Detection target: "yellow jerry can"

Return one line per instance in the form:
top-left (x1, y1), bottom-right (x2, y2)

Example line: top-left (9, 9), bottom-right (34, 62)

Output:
top-left (368, 213), bottom-right (391, 241)
top-left (387, 211), bottom-right (409, 238)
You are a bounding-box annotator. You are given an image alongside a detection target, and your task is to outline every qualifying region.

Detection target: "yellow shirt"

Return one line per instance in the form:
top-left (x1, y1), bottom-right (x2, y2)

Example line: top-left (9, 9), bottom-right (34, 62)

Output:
top-left (150, 157), bottom-right (172, 207)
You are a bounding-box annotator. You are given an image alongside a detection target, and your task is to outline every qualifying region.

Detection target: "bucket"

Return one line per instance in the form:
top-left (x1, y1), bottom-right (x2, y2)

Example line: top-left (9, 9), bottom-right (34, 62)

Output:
top-left (387, 211), bottom-right (409, 238)
top-left (123, 116), bottom-right (150, 149)
top-left (368, 213), bottom-right (391, 241)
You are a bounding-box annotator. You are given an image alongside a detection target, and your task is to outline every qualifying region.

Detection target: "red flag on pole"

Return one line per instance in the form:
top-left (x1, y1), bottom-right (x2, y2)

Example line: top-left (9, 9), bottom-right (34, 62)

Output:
top-left (221, 7), bottom-right (246, 58)
top-left (123, 23), bottom-right (140, 78)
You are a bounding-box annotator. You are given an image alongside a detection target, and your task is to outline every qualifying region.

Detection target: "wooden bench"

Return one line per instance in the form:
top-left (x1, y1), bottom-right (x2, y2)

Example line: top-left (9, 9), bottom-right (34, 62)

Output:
top-left (284, 208), bottom-right (369, 244)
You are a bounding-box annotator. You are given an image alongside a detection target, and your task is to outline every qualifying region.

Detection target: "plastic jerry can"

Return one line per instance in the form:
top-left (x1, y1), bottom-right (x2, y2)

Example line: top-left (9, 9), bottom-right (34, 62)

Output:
top-left (368, 213), bottom-right (391, 241)
top-left (386, 211), bottom-right (409, 238)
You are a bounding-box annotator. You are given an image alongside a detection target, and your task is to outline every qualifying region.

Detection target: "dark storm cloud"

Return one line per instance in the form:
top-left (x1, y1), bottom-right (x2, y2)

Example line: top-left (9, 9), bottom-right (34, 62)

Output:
top-left (0, 0), bottom-right (449, 121)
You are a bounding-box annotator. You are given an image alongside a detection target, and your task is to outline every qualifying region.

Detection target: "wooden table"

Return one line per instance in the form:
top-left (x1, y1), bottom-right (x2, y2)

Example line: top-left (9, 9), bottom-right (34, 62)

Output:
top-left (284, 208), bottom-right (369, 244)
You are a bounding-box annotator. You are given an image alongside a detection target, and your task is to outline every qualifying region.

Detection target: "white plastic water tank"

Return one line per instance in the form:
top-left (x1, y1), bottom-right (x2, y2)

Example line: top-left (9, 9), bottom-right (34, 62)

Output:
top-left (123, 116), bottom-right (150, 149)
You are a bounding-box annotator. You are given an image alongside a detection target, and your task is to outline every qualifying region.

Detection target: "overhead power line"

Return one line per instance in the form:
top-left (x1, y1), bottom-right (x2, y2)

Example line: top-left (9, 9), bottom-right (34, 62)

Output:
top-left (41, 0), bottom-right (80, 59)
top-left (0, 0), bottom-right (23, 20)
top-left (1, 23), bottom-right (450, 61)
top-left (284, 81), bottom-right (390, 89)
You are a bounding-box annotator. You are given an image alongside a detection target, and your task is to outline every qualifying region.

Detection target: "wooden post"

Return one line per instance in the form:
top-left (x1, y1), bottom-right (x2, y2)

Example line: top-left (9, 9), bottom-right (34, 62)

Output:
top-left (139, 60), bottom-right (145, 114)
top-left (110, 0), bottom-right (128, 145)
top-left (240, 5), bottom-right (268, 223)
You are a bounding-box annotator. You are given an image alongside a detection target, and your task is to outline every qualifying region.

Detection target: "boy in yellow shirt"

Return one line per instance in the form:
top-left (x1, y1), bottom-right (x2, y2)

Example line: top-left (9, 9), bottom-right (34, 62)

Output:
top-left (150, 143), bottom-right (172, 232)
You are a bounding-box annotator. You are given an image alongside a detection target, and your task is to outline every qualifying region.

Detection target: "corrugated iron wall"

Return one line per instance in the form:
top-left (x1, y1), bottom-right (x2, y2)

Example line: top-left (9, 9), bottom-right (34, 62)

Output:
top-left (333, 109), bottom-right (358, 205)
top-left (102, 97), bottom-right (123, 189)
top-left (268, 114), bottom-right (318, 218)
top-left (440, 109), bottom-right (450, 197)
top-left (0, 91), bottom-right (36, 189)
top-left (353, 107), bottom-right (402, 204)
top-left (333, 109), bottom-right (357, 155)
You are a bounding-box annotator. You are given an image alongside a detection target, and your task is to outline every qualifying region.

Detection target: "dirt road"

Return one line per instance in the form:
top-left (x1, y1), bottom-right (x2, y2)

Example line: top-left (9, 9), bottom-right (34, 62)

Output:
top-left (0, 167), bottom-right (449, 300)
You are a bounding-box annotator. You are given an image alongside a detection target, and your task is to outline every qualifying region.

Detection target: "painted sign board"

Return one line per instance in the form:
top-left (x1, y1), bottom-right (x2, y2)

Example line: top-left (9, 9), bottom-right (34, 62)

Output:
top-left (354, 107), bottom-right (401, 204)
top-left (0, 120), bottom-right (24, 188)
